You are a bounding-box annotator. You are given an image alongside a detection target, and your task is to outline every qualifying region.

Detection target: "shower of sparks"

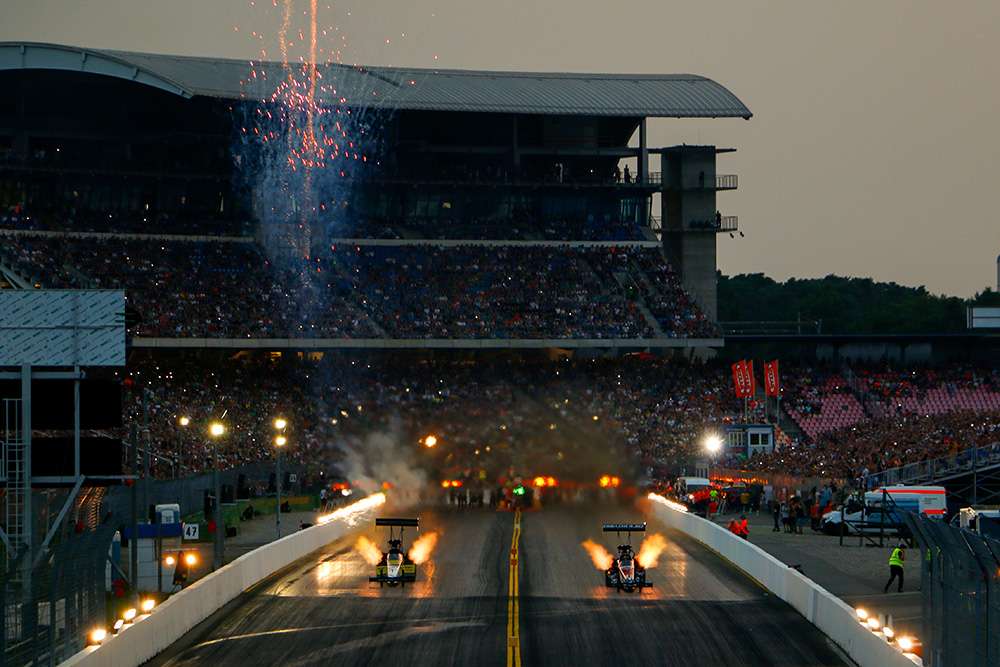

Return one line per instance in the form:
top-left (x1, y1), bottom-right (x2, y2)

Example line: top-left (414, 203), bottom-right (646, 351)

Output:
top-left (237, 0), bottom-right (385, 261)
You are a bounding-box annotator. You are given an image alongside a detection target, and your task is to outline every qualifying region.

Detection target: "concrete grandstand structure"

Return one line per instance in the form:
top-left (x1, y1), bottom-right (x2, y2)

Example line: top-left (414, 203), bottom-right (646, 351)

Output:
top-left (0, 41), bottom-right (750, 348)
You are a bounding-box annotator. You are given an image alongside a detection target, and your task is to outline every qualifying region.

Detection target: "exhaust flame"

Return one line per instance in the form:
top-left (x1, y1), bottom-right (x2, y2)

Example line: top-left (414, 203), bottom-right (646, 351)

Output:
top-left (581, 539), bottom-right (614, 571)
top-left (317, 492), bottom-right (386, 526)
top-left (637, 533), bottom-right (668, 569)
top-left (408, 532), bottom-right (440, 565)
top-left (354, 536), bottom-right (383, 566)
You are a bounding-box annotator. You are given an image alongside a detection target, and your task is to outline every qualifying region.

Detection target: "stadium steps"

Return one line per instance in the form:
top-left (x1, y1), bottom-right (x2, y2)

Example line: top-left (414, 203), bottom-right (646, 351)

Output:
top-left (0, 263), bottom-right (31, 289)
top-left (324, 256), bottom-right (388, 337)
top-left (618, 265), bottom-right (668, 337)
top-left (778, 405), bottom-right (806, 441)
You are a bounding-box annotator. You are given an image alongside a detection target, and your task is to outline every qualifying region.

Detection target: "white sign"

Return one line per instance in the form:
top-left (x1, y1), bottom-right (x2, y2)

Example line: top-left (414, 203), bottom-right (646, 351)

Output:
top-left (968, 307), bottom-right (1000, 330)
top-left (182, 523), bottom-right (200, 541)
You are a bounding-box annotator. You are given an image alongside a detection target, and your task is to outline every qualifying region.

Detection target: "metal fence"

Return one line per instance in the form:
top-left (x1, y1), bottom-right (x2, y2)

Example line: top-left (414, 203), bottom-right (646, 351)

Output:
top-left (905, 513), bottom-right (1000, 666)
top-left (866, 441), bottom-right (1000, 490)
top-left (2, 523), bottom-right (117, 667)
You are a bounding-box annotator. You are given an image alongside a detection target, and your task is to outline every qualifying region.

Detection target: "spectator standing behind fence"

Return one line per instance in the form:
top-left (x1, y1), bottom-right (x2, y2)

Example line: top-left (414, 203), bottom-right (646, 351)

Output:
top-left (884, 544), bottom-right (906, 593)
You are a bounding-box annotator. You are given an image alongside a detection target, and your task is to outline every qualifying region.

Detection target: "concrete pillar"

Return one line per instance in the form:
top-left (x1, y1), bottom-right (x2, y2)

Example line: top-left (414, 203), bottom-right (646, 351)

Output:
top-left (660, 146), bottom-right (719, 321)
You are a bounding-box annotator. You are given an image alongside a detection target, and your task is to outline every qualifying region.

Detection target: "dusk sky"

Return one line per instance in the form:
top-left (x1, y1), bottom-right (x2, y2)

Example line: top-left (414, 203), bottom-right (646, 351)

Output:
top-left (3, 0), bottom-right (998, 297)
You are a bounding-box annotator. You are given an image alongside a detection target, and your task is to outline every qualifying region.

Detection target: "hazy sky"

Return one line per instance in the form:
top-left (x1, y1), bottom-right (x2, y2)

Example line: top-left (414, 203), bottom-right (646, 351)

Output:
top-left (3, 1), bottom-right (999, 297)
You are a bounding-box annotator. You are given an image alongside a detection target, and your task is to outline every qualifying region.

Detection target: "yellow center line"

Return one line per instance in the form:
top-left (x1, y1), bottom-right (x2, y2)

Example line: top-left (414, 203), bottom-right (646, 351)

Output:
top-left (507, 509), bottom-right (522, 667)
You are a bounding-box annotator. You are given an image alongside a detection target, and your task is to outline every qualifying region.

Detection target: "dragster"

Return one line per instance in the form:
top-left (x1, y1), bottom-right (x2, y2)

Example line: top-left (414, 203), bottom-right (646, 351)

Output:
top-left (602, 522), bottom-right (653, 592)
top-left (369, 517), bottom-right (419, 587)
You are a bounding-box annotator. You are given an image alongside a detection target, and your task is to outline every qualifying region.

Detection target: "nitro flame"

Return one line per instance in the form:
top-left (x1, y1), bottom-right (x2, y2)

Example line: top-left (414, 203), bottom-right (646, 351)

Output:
top-left (354, 535), bottom-right (383, 566)
top-left (581, 539), bottom-right (614, 571)
top-left (407, 531), bottom-right (439, 565)
top-left (317, 491), bottom-right (386, 526)
top-left (637, 533), bottom-right (668, 569)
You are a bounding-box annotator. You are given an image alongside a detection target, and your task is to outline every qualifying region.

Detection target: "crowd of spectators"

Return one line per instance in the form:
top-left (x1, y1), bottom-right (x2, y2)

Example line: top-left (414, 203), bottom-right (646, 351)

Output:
top-left (121, 356), bottom-right (743, 480)
top-left (0, 233), bottom-right (714, 339)
top-left (1, 205), bottom-right (250, 236)
top-left (115, 356), bottom-right (1000, 489)
top-left (747, 410), bottom-right (1000, 482)
top-left (337, 216), bottom-right (649, 242)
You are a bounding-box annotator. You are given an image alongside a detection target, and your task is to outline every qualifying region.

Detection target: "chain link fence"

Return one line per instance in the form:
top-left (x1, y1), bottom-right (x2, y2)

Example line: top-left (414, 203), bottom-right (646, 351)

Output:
top-left (906, 513), bottom-right (1000, 667)
top-left (2, 523), bottom-right (117, 667)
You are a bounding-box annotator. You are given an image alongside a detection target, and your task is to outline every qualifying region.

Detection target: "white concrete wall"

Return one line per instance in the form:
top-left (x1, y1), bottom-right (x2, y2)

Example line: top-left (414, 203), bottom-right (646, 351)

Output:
top-left (60, 494), bottom-right (386, 667)
top-left (648, 496), bottom-right (919, 667)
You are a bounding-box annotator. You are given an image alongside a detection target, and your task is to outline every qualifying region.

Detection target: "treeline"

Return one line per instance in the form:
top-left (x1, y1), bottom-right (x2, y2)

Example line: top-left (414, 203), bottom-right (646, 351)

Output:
top-left (717, 273), bottom-right (1000, 334)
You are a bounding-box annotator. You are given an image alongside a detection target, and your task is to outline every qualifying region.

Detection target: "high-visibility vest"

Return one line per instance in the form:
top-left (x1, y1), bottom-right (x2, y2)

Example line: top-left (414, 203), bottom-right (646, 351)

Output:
top-left (889, 548), bottom-right (905, 567)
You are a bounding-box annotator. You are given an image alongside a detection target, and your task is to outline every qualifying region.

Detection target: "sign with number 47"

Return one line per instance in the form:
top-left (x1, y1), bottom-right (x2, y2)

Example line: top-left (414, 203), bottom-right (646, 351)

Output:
top-left (182, 523), bottom-right (200, 541)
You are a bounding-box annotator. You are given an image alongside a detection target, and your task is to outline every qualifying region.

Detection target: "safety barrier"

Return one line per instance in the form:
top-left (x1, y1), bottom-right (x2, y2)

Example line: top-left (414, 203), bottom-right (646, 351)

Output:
top-left (58, 493), bottom-right (387, 667)
top-left (648, 495), bottom-right (919, 667)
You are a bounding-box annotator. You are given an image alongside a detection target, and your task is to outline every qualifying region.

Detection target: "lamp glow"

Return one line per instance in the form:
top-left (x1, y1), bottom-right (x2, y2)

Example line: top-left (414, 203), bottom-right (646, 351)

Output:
top-left (141, 598), bottom-right (156, 613)
top-left (89, 628), bottom-right (107, 644)
top-left (273, 417), bottom-right (287, 430)
top-left (704, 434), bottom-right (724, 454)
top-left (178, 416), bottom-right (191, 427)
top-left (275, 435), bottom-right (287, 447)
top-left (123, 608), bottom-right (137, 622)
top-left (184, 552), bottom-right (198, 566)
top-left (209, 422), bottom-right (225, 438)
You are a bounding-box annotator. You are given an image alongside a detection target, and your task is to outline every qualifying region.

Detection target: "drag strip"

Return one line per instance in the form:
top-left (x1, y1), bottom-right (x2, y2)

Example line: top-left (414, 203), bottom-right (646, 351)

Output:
top-left (518, 504), bottom-right (847, 666)
top-left (146, 504), bottom-right (847, 667)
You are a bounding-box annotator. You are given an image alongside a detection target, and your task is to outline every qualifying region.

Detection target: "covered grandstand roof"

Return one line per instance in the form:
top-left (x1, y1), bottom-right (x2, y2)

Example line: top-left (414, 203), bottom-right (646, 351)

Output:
top-left (0, 41), bottom-right (752, 119)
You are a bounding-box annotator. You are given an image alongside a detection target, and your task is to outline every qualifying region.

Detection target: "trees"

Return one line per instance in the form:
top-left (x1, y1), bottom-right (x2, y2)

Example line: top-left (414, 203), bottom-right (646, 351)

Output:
top-left (717, 273), bottom-right (972, 333)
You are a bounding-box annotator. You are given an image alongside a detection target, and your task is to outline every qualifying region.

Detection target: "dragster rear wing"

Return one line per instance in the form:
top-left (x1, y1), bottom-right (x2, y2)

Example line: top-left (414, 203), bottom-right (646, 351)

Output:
top-left (603, 523), bottom-right (646, 532)
top-left (375, 518), bottom-right (419, 527)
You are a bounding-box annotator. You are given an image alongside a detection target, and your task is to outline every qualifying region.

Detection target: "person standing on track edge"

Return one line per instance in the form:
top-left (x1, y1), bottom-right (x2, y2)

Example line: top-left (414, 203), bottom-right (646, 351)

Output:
top-left (884, 543), bottom-right (906, 593)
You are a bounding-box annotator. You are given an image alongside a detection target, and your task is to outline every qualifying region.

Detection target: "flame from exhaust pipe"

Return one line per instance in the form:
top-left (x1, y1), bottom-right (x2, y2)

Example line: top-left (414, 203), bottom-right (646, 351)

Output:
top-left (354, 535), bottom-right (383, 566)
top-left (581, 539), bottom-right (614, 571)
top-left (408, 531), bottom-right (439, 564)
top-left (637, 533), bottom-right (668, 569)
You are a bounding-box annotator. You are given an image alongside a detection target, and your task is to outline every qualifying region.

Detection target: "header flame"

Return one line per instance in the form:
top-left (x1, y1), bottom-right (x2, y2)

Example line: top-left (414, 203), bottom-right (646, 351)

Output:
top-left (637, 534), bottom-right (668, 569)
top-left (408, 531), bottom-right (439, 565)
top-left (354, 535), bottom-right (383, 566)
top-left (581, 539), bottom-right (614, 571)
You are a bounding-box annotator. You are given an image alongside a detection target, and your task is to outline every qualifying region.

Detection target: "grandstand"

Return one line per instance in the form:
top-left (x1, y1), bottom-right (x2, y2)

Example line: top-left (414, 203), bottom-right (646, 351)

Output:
top-left (0, 42), bottom-right (750, 348)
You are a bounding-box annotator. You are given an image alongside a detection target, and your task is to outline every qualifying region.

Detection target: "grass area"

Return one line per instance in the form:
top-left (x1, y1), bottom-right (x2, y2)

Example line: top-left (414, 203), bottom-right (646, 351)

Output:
top-left (180, 495), bottom-right (317, 541)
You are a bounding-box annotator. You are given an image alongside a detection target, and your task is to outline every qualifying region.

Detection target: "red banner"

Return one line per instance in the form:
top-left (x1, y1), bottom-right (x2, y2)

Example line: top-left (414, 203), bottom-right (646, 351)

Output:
top-left (731, 360), bottom-right (753, 398)
top-left (747, 360), bottom-right (756, 397)
top-left (763, 360), bottom-right (781, 397)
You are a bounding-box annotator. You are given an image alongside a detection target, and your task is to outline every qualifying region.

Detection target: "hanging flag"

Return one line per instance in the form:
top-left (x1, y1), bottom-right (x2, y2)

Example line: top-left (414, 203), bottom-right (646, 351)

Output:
top-left (731, 360), bottom-right (753, 398)
top-left (764, 360), bottom-right (781, 397)
top-left (747, 360), bottom-right (756, 397)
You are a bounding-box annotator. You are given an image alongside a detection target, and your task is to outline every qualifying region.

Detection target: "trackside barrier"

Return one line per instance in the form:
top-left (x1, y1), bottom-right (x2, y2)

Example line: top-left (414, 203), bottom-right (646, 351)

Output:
top-left (58, 493), bottom-right (387, 667)
top-left (647, 494), bottom-right (918, 667)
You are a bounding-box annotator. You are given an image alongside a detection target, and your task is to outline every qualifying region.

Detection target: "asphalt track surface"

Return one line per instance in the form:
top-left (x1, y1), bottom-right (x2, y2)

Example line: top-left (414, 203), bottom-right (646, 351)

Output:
top-left (148, 503), bottom-right (848, 667)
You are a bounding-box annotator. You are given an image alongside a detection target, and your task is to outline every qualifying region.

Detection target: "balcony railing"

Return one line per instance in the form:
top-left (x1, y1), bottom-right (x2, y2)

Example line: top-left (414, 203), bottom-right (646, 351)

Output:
top-left (865, 441), bottom-right (1000, 489)
top-left (689, 215), bottom-right (738, 232)
top-left (716, 174), bottom-right (738, 190)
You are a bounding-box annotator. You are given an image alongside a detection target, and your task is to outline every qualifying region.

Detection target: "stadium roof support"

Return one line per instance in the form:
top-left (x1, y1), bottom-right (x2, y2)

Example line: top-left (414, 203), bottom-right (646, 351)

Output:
top-left (0, 42), bottom-right (751, 119)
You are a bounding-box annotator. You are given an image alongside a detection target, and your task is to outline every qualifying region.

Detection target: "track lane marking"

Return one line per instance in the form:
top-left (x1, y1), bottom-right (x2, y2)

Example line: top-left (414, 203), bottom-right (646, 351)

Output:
top-left (507, 509), bottom-right (522, 667)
